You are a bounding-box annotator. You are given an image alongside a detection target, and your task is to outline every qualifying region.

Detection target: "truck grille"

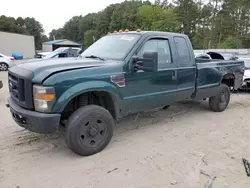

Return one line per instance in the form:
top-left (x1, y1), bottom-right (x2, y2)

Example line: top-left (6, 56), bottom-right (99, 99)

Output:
top-left (9, 73), bottom-right (25, 101)
top-left (8, 67), bottom-right (34, 109)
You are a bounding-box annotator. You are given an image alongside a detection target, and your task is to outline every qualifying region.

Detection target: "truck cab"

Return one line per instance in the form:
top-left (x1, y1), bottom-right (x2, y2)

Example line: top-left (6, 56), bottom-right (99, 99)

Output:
top-left (6, 31), bottom-right (244, 156)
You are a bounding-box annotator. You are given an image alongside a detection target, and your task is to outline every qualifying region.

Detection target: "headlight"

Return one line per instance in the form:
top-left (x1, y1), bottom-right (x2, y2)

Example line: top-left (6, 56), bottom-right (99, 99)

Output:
top-left (33, 85), bottom-right (56, 112)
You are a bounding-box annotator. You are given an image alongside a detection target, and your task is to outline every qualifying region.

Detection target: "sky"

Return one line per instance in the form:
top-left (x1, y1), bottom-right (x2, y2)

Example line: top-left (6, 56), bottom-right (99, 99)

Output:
top-left (1, 0), bottom-right (131, 36)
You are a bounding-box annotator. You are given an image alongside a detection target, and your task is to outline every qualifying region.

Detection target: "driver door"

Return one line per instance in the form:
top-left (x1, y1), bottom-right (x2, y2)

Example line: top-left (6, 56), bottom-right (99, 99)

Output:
top-left (121, 37), bottom-right (178, 116)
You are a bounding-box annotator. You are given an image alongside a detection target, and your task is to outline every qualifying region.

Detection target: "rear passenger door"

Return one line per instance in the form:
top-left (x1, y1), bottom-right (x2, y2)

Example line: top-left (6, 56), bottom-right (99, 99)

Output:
top-left (173, 36), bottom-right (196, 100)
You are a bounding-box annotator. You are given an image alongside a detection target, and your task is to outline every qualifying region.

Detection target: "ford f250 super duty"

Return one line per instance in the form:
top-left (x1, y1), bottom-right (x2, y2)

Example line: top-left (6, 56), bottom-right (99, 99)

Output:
top-left (6, 31), bottom-right (245, 156)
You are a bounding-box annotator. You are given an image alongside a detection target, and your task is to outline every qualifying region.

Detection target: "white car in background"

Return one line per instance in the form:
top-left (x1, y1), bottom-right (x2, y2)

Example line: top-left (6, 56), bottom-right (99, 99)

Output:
top-left (0, 53), bottom-right (15, 71)
top-left (241, 58), bottom-right (250, 90)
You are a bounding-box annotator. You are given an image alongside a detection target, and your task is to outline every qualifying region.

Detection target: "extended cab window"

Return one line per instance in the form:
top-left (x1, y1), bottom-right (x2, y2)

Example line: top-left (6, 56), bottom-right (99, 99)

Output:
top-left (138, 38), bottom-right (172, 69)
top-left (174, 37), bottom-right (191, 63)
top-left (81, 34), bottom-right (140, 60)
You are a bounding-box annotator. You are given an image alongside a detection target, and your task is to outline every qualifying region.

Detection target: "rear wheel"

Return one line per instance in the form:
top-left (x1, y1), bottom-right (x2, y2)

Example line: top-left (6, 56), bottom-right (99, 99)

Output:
top-left (209, 84), bottom-right (230, 112)
top-left (0, 63), bottom-right (8, 71)
top-left (66, 105), bottom-right (114, 156)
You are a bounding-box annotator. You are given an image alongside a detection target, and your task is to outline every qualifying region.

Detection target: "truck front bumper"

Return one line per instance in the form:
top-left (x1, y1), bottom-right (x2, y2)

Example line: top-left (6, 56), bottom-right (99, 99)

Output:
top-left (6, 97), bottom-right (61, 133)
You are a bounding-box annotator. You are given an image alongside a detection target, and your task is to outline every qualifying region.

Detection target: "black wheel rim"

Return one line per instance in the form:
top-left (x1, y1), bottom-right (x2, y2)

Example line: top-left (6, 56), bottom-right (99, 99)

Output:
top-left (79, 116), bottom-right (107, 147)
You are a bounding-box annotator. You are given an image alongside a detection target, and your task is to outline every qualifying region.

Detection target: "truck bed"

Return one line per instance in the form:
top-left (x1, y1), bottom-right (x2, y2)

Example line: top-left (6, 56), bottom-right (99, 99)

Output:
top-left (194, 59), bottom-right (245, 100)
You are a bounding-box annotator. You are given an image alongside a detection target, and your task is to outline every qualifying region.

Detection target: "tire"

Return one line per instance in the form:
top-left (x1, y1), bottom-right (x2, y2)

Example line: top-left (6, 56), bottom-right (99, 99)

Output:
top-left (0, 63), bottom-right (8, 71)
top-left (209, 84), bottom-right (230, 112)
top-left (66, 105), bottom-right (114, 156)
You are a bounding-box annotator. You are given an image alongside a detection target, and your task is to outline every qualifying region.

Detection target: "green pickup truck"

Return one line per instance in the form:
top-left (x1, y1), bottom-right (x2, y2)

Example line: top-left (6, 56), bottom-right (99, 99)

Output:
top-left (6, 31), bottom-right (244, 156)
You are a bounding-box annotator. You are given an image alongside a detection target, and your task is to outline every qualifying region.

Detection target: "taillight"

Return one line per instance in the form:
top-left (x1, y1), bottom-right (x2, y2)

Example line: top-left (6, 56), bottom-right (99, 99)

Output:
top-left (10, 57), bottom-right (15, 60)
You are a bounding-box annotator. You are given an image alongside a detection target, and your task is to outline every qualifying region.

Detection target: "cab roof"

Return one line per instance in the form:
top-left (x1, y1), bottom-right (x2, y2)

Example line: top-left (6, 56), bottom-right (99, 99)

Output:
top-left (109, 30), bottom-right (187, 38)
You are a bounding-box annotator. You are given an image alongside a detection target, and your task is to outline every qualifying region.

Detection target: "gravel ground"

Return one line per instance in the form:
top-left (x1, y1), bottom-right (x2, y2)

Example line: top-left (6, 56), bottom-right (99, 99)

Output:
top-left (0, 71), bottom-right (250, 188)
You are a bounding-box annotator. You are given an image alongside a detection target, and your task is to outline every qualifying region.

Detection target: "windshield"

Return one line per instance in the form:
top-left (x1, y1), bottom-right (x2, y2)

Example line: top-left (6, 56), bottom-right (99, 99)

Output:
top-left (43, 52), bottom-right (60, 59)
top-left (81, 34), bottom-right (141, 60)
top-left (43, 48), bottom-right (67, 59)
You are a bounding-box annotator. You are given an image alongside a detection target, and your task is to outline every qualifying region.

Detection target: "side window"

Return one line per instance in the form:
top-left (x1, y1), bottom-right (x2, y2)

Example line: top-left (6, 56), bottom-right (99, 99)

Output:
top-left (174, 37), bottom-right (191, 63)
top-left (138, 40), bottom-right (158, 55)
top-left (138, 39), bottom-right (172, 69)
top-left (157, 40), bottom-right (172, 66)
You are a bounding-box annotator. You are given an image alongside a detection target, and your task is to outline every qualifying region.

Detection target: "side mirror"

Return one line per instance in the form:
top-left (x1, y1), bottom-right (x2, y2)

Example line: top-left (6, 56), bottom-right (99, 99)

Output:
top-left (132, 51), bottom-right (158, 72)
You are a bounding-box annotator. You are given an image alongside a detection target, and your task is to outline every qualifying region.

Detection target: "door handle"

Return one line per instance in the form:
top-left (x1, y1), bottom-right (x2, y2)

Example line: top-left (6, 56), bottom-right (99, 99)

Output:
top-left (172, 70), bottom-right (177, 80)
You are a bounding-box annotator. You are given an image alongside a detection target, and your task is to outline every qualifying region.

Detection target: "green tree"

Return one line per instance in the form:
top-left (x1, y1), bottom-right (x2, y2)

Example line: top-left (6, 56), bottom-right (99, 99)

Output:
top-left (174, 0), bottom-right (199, 35)
top-left (136, 5), bottom-right (163, 30)
top-left (63, 16), bottom-right (83, 43)
top-left (218, 36), bottom-right (243, 49)
top-left (23, 17), bottom-right (44, 49)
top-left (109, 1), bottom-right (142, 31)
top-left (45, 0), bottom-right (250, 50)
top-left (96, 4), bottom-right (117, 36)
top-left (41, 35), bottom-right (49, 43)
top-left (49, 28), bottom-right (64, 40)
top-left (0, 15), bottom-right (19, 33)
top-left (151, 9), bottom-right (180, 32)
top-left (84, 30), bottom-right (99, 48)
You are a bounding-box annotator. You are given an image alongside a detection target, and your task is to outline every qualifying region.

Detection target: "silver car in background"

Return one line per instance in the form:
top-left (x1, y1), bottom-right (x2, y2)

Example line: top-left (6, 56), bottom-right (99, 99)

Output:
top-left (0, 53), bottom-right (16, 71)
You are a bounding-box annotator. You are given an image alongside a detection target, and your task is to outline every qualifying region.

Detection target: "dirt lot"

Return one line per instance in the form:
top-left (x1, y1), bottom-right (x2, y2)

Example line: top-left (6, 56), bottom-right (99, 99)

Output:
top-left (0, 71), bottom-right (250, 188)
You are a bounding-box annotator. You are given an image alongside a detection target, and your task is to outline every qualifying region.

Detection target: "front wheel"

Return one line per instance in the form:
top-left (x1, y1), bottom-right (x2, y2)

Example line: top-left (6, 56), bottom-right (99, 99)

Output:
top-left (66, 105), bottom-right (114, 156)
top-left (0, 63), bottom-right (8, 71)
top-left (209, 84), bottom-right (230, 112)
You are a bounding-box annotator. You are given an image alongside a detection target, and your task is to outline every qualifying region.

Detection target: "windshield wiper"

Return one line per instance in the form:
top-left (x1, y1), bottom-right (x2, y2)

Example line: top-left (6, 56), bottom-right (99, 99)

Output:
top-left (84, 55), bottom-right (105, 61)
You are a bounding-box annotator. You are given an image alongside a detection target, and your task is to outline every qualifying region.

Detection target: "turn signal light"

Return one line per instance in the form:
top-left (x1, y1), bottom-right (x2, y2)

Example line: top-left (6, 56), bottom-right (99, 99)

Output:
top-left (34, 93), bottom-right (55, 101)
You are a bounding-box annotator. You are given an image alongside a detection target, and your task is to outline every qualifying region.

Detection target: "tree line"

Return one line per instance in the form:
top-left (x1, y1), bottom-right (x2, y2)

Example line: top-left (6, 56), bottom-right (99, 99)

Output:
top-left (1, 0), bottom-right (250, 50)
top-left (0, 15), bottom-right (48, 49)
top-left (49, 0), bottom-right (250, 49)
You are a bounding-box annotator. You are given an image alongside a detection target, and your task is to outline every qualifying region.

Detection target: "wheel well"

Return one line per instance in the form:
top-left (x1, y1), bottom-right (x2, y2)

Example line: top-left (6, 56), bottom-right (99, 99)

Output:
top-left (0, 62), bottom-right (8, 66)
top-left (61, 91), bottom-right (117, 122)
top-left (221, 74), bottom-right (235, 88)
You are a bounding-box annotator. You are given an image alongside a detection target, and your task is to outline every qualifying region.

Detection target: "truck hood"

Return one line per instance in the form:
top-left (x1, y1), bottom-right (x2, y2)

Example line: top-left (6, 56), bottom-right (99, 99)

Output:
top-left (17, 57), bottom-right (109, 73)
top-left (9, 57), bottom-right (119, 84)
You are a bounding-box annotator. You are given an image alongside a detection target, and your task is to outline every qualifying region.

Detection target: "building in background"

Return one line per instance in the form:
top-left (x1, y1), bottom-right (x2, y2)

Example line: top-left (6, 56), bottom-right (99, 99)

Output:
top-left (0, 31), bottom-right (35, 58)
top-left (42, 39), bottom-right (82, 52)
